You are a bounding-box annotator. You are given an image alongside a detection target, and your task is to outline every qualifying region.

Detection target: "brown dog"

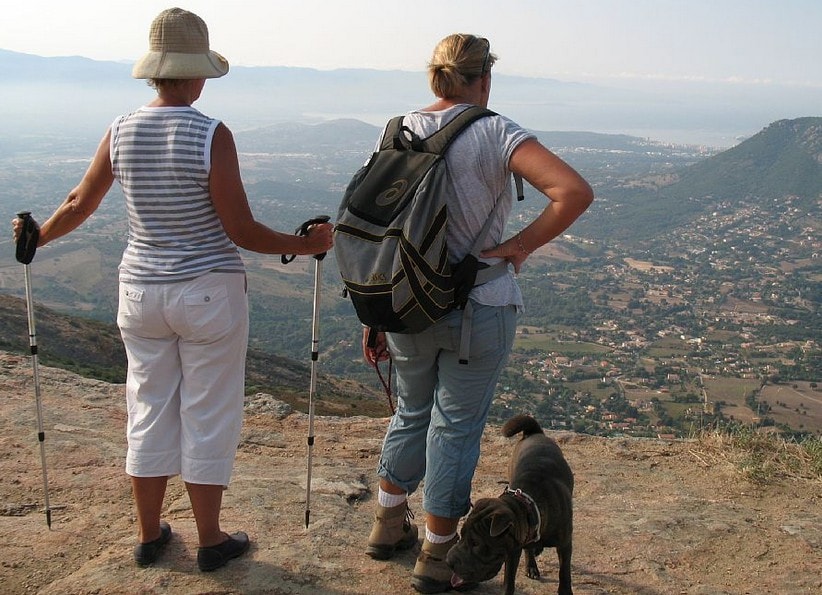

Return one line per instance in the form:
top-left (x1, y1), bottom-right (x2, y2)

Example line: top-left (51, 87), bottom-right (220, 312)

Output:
top-left (446, 414), bottom-right (574, 595)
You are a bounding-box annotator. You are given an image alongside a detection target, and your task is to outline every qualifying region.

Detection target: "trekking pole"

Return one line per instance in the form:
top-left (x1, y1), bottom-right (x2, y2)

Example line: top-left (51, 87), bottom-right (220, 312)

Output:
top-left (15, 211), bottom-right (52, 528)
top-left (282, 215), bottom-right (330, 528)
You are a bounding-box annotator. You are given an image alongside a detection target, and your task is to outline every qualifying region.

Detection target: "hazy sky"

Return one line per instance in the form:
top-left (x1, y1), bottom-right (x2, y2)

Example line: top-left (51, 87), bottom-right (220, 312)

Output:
top-left (2, 0), bottom-right (820, 88)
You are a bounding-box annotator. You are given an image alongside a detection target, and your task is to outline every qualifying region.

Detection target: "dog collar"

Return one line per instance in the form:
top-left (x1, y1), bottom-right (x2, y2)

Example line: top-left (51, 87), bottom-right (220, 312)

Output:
top-left (501, 486), bottom-right (541, 544)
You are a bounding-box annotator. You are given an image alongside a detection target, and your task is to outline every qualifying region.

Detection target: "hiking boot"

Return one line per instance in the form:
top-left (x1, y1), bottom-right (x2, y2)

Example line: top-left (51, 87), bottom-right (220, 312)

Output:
top-left (411, 535), bottom-right (459, 593)
top-left (365, 502), bottom-right (418, 560)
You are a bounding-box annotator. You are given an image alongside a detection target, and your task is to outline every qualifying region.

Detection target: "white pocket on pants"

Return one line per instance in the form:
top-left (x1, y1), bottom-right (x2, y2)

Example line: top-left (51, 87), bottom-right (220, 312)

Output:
top-left (183, 284), bottom-right (231, 340)
top-left (117, 286), bottom-right (144, 328)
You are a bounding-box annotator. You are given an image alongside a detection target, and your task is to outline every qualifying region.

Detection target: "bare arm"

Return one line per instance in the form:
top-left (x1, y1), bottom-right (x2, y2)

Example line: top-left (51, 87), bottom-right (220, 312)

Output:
top-left (30, 130), bottom-right (115, 246)
top-left (209, 123), bottom-right (333, 255)
top-left (481, 138), bottom-right (594, 272)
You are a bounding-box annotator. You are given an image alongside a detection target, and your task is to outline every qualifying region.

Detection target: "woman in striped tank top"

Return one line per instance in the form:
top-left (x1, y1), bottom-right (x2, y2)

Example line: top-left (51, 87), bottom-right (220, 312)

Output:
top-left (12, 8), bottom-right (333, 572)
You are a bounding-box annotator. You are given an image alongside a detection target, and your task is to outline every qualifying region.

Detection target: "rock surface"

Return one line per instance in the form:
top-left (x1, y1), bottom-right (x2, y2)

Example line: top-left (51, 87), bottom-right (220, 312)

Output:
top-left (1, 352), bottom-right (820, 594)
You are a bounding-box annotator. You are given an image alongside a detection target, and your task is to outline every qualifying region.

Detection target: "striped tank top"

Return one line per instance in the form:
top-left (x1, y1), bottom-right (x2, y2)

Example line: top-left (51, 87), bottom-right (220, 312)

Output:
top-left (110, 106), bottom-right (245, 283)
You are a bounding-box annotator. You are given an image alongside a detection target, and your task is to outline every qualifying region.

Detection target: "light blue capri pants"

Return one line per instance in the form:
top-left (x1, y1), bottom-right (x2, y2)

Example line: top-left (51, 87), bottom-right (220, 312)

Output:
top-left (117, 271), bottom-right (249, 487)
top-left (379, 302), bottom-right (517, 519)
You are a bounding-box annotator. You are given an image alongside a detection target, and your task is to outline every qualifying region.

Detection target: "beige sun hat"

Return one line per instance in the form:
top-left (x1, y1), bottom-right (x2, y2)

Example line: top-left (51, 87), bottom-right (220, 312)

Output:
top-left (132, 7), bottom-right (229, 79)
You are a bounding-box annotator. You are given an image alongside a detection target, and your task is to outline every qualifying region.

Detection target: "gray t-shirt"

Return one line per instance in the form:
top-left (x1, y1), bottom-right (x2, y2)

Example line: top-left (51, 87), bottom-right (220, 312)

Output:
top-left (387, 104), bottom-right (535, 308)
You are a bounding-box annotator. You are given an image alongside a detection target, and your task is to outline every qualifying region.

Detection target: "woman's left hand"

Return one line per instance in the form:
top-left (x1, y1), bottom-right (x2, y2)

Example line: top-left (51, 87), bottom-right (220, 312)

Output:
top-left (481, 241), bottom-right (529, 274)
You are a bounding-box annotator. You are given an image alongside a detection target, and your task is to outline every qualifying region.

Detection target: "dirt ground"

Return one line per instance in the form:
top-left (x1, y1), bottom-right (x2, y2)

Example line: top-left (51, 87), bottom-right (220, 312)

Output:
top-left (1, 352), bottom-right (820, 594)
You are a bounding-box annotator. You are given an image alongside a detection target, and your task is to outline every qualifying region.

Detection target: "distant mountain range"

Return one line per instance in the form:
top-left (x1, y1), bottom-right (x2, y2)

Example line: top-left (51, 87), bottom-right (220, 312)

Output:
top-left (2, 49), bottom-right (821, 147)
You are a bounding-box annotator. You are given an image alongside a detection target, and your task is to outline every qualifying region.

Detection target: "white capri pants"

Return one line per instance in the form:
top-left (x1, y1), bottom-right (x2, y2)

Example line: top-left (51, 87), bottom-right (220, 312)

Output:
top-left (117, 271), bottom-right (249, 486)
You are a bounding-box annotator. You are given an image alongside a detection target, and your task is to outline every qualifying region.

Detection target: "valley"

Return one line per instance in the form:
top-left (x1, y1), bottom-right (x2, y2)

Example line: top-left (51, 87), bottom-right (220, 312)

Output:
top-left (0, 117), bottom-right (818, 440)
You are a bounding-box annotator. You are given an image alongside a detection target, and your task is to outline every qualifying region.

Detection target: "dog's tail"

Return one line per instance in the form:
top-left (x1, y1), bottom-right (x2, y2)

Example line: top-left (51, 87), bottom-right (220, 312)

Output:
top-left (502, 414), bottom-right (544, 438)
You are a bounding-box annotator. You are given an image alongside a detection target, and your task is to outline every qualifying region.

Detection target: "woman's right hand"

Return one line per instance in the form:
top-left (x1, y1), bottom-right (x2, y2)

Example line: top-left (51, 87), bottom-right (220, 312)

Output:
top-left (362, 327), bottom-right (390, 366)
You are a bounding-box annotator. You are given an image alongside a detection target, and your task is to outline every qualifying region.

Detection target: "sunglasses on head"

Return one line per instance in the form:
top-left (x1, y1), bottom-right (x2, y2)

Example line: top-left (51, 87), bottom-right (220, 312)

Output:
top-left (465, 36), bottom-right (491, 74)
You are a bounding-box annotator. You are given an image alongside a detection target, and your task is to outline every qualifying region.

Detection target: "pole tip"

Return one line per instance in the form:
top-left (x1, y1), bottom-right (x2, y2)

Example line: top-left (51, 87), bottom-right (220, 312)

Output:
top-left (304, 510), bottom-right (310, 529)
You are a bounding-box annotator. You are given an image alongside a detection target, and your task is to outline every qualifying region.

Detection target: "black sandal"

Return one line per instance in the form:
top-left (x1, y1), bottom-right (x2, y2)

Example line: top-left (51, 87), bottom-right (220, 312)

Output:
top-left (197, 531), bottom-right (250, 571)
top-left (134, 521), bottom-right (172, 566)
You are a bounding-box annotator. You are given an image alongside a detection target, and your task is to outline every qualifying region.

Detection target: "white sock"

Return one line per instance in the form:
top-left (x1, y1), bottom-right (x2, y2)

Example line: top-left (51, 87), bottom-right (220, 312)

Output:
top-left (378, 488), bottom-right (407, 508)
top-left (425, 527), bottom-right (457, 544)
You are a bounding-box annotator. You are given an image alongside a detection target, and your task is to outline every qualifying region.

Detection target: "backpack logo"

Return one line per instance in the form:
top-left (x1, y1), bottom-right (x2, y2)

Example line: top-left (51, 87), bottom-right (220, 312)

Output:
top-left (375, 179), bottom-right (408, 206)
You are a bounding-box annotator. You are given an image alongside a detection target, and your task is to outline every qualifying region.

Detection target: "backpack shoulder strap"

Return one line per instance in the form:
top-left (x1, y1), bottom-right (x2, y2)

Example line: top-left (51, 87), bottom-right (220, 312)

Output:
top-left (423, 106), bottom-right (496, 155)
top-left (379, 115), bottom-right (408, 151)
top-left (379, 106), bottom-right (495, 154)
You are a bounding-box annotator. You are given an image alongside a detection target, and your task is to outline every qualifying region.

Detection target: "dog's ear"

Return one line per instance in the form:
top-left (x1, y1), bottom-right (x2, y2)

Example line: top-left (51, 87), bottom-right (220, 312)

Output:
top-left (489, 512), bottom-right (514, 537)
top-left (472, 498), bottom-right (493, 512)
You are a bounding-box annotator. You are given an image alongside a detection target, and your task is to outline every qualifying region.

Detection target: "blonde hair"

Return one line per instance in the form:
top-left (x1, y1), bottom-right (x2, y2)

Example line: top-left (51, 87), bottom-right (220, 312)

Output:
top-left (428, 34), bottom-right (497, 99)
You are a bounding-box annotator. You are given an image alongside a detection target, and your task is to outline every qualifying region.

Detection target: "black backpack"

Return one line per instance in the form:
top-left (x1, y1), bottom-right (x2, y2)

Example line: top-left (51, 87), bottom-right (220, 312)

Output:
top-left (334, 106), bottom-right (521, 346)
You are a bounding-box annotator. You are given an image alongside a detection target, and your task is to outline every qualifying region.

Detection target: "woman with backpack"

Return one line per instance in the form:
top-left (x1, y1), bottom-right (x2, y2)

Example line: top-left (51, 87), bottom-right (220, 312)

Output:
top-left (361, 33), bottom-right (593, 593)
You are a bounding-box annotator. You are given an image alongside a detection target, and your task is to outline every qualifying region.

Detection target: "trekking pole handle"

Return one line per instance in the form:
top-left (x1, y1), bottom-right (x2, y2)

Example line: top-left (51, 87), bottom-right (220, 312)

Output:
top-left (281, 215), bottom-right (331, 264)
top-left (15, 211), bottom-right (40, 265)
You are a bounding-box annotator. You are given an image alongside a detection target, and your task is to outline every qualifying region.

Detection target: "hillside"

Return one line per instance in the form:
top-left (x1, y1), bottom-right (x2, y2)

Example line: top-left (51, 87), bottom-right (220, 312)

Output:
top-left (577, 116), bottom-right (822, 241)
top-left (676, 117), bottom-right (822, 205)
top-left (0, 294), bottom-right (386, 417)
top-left (1, 352), bottom-right (820, 594)
top-left (0, 294), bottom-right (125, 382)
